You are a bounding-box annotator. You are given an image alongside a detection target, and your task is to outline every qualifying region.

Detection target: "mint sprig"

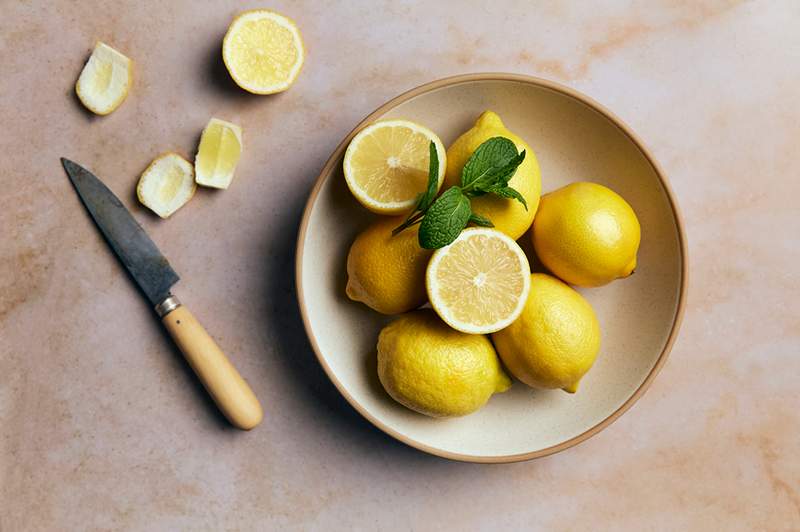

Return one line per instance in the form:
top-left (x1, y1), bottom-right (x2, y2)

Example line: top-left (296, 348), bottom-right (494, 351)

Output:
top-left (392, 137), bottom-right (527, 249)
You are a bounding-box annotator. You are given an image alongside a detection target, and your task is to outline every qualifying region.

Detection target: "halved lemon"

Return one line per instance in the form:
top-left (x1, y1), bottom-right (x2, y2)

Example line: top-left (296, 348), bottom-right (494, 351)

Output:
top-left (137, 153), bottom-right (196, 219)
top-left (222, 9), bottom-right (305, 95)
top-left (426, 228), bottom-right (531, 334)
top-left (343, 120), bottom-right (446, 214)
top-left (75, 42), bottom-right (132, 115)
top-left (195, 118), bottom-right (243, 189)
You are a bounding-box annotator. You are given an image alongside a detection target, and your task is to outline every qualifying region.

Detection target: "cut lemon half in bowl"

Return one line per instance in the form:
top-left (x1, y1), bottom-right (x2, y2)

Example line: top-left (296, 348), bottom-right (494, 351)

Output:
top-left (426, 228), bottom-right (531, 334)
top-left (137, 153), bottom-right (196, 218)
top-left (343, 120), bottom-right (446, 215)
top-left (222, 9), bottom-right (305, 95)
top-left (195, 118), bottom-right (243, 189)
top-left (75, 42), bottom-right (132, 115)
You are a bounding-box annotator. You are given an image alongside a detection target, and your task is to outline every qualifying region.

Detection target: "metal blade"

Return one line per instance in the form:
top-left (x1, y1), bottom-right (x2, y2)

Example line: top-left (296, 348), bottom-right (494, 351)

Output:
top-left (61, 158), bottom-right (179, 306)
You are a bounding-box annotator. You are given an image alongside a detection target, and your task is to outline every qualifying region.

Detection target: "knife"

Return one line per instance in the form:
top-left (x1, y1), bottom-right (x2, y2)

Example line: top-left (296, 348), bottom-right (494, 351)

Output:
top-left (61, 158), bottom-right (263, 430)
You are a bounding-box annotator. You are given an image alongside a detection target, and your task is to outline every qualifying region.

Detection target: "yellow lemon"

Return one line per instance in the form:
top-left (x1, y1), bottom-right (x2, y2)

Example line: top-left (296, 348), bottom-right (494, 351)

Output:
top-left (426, 228), bottom-right (530, 334)
top-left (533, 182), bottom-right (641, 287)
top-left (346, 216), bottom-right (432, 314)
top-left (75, 42), bottom-right (132, 116)
top-left (444, 111), bottom-right (541, 239)
top-left (222, 9), bottom-right (305, 94)
top-left (195, 118), bottom-right (243, 189)
top-left (344, 120), bottom-right (446, 215)
top-left (137, 153), bottom-right (196, 219)
top-left (378, 309), bottom-right (511, 417)
top-left (492, 273), bottom-right (600, 393)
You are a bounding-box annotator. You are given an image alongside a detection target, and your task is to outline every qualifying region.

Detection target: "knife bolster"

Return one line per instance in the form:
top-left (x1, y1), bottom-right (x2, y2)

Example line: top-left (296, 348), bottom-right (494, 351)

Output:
top-left (155, 295), bottom-right (182, 317)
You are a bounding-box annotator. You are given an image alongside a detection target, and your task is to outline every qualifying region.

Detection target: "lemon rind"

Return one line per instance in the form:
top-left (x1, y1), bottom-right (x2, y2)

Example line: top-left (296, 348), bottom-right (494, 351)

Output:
top-left (75, 42), bottom-right (132, 116)
top-left (222, 9), bottom-right (305, 95)
top-left (343, 119), bottom-right (447, 214)
top-left (137, 152), bottom-right (197, 219)
top-left (426, 228), bottom-right (531, 334)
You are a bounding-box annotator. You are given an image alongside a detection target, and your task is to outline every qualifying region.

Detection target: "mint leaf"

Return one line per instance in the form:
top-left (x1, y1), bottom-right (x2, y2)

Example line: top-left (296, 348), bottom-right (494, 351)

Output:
top-left (417, 141), bottom-right (440, 212)
top-left (486, 149), bottom-right (525, 188)
top-left (468, 213), bottom-right (494, 227)
top-left (392, 142), bottom-right (440, 236)
top-left (485, 185), bottom-right (528, 210)
top-left (461, 137), bottom-right (519, 190)
top-left (419, 187), bottom-right (471, 249)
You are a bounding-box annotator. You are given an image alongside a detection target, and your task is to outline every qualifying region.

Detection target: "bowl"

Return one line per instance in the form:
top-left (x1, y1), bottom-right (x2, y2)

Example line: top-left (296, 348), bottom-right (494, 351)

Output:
top-left (296, 73), bottom-right (687, 462)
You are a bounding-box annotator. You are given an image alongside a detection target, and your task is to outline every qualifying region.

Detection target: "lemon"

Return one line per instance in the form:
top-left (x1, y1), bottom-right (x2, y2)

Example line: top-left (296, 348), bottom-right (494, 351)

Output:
top-left (195, 118), bottom-right (243, 189)
top-left (378, 309), bottom-right (511, 417)
top-left (492, 273), bottom-right (600, 393)
top-left (343, 120), bottom-right (446, 215)
top-left (75, 42), bottom-right (132, 115)
top-left (137, 153), bottom-right (196, 218)
top-left (426, 228), bottom-right (530, 334)
top-left (346, 216), bottom-right (432, 314)
top-left (222, 9), bottom-right (305, 94)
top-left (445, 111), bottom-right (541, 239)
top-left (533, 182), bottom-right (641, 287)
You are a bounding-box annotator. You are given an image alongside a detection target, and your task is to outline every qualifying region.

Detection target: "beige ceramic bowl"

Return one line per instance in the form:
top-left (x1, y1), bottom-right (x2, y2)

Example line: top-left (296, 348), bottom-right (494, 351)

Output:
top-left (296, 74), bottom-right (687, 462)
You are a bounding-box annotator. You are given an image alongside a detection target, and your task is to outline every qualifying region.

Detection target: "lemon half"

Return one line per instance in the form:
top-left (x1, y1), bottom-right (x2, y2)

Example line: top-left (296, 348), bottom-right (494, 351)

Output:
top-left (426, 228), bottom-right (531, 334)
top-left (195, 118), bottom-right (243, 189)
top-left (222, 9), bottom-right (305, 94)
top-left (343, 120), bottom-right (446, 214)
top-left (75, 42), bottom-right (132, 115)
top-left (137, 153), bottom-right (196, 219)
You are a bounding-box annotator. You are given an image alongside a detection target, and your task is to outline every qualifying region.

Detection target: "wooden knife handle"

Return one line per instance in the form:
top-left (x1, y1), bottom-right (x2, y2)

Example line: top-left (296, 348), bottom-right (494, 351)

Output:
top-left (161, 301), bottom-right (263, 430)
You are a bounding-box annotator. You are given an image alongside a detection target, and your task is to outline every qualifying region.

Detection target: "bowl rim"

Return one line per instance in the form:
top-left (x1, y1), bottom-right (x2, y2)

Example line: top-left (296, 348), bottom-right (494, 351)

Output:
top-left (295, 72), bottom-right (688, 463)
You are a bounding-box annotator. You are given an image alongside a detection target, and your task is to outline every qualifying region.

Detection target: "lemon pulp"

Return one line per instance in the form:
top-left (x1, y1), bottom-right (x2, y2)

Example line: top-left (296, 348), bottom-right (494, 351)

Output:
top-left (195, 118), bottom-right (243, 189)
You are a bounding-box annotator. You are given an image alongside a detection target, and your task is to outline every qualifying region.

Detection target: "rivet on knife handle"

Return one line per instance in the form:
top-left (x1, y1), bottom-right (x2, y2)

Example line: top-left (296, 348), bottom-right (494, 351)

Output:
top-left (158, 295), bottom-right (264, 430)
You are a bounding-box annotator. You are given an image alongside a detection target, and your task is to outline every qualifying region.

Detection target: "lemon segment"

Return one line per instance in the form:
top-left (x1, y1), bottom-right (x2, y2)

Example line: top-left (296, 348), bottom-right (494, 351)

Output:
top-left (343, 120), bottom-right (446, 214)
top-left (426, 228), bottom-right (531, 334)
top-left (377, 309), bottom-right (512, 417)
top-left (492, 273), bottom-right (601, 393)
top-left (137, 153), bottom-right (196, 218)
top-left (75, 42), bottom-right (132, 115)
top-left (222, 9), bottom-right (305, 94)
top-left (195, 118), bottom-right (243, 189)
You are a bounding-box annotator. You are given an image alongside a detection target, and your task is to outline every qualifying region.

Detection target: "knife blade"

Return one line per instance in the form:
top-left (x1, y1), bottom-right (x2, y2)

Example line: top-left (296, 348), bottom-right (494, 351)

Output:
top-left (62, 158), bottom-right (179, 306)
top-left (61, 158), bottom-right (263, 430)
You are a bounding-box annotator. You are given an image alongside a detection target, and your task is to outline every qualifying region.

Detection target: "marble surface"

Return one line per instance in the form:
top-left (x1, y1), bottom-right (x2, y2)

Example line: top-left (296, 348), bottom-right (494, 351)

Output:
top-left (1, 0), bottom-right (798, 530)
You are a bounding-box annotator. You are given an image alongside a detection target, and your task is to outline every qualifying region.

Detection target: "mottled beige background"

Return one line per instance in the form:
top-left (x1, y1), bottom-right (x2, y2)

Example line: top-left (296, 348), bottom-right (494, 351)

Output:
top-left (1, 0), bottom-right (798, 530)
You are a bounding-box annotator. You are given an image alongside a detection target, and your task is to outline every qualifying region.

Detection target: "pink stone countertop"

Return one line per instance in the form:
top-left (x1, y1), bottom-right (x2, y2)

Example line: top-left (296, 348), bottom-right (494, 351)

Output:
top-left (1, 1), bottom-right (798, 530)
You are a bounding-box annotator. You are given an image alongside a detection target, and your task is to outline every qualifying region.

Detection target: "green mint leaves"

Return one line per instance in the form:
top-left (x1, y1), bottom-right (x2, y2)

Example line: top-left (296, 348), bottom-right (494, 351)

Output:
top-left (392, 137), bottom-right (527, 249)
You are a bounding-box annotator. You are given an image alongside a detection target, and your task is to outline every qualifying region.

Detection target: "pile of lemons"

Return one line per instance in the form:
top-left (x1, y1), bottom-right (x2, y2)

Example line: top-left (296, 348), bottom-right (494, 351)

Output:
top-left (344, 111), bottom-right (641, 417)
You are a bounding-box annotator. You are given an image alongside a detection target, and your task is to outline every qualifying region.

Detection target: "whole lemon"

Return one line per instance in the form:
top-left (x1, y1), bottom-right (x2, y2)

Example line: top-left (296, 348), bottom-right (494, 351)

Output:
top-left (346, 216), bottom-right (431, 314)
top-left (492, 274), bottom-right (600, 393)
top-left (533, 182), bottom-right (641, 287)
top-left (445, 111), bottom-right (541, 240)
top-left (378, 309), bottom-right (511, 417)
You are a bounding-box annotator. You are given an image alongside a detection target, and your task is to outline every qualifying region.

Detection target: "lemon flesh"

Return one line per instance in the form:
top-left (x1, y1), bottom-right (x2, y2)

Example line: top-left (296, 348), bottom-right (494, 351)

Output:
top-left (222, 10), bottom-right (304, 94)
top-left (426, 228), bottom-right (530, 334)
top-left (195, 118), bottom-right (243, 189)
top-left (532, 182), bottom-right (641, 287)
top-left (445, 111), bottom-right (541, 239)
top-left (75, 42), bottom-right (132, 115)
top-left (343, 120), bottom-right (446, 214)
top-left (492, 273), bottom-right (600, 393)
top-left (378, 309), bottom-right (512, 417)
top-left (137, 153), bottom-right (196, 218)
top-left (346, 216), bottom-right (432, 314)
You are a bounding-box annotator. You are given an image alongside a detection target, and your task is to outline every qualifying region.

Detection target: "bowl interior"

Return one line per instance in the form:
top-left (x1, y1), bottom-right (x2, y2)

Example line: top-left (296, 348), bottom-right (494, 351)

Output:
top-left (298, 77), bottom-right (684, 461)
